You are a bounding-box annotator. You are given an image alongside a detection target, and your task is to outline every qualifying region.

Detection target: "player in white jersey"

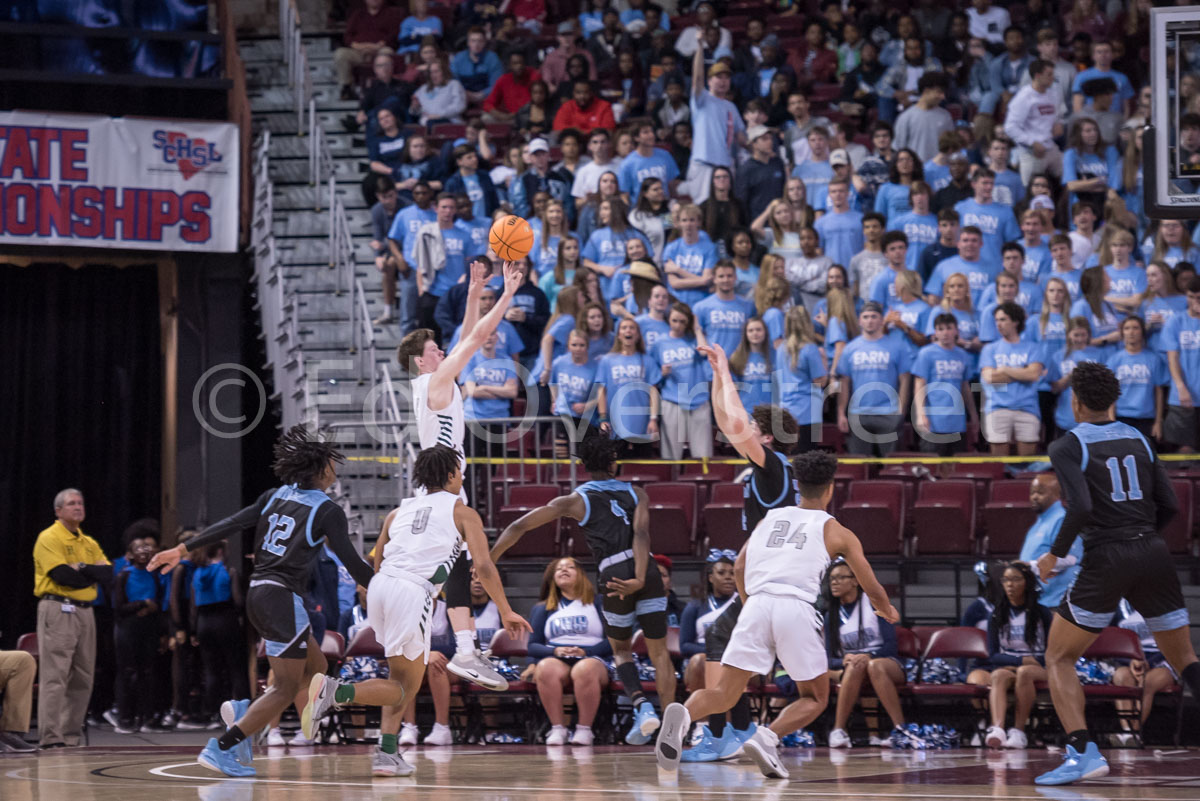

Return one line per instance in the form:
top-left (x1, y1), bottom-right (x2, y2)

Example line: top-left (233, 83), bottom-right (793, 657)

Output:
top-left (655, 450), bottom-right (899, 780)
top-left (395, 258), bottom-right (523, 690)
top-left (302, 445), bottom-right (530, 777)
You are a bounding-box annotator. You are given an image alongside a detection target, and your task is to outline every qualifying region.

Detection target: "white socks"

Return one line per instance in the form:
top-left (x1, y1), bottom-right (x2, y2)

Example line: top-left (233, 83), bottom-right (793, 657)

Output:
top-left (454, 630), bottom-right (475, 655)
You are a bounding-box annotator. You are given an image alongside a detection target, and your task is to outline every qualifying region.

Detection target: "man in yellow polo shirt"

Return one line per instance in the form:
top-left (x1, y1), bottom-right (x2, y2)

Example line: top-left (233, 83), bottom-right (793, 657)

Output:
top-left (32, 488), bottom-right (111, 749)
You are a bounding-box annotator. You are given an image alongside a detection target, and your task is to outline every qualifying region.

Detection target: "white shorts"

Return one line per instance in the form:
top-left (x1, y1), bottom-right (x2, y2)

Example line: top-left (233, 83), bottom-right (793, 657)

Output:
top-left (983, 408), bottom-right (1040, 444)
top-left (720, 594), bottom-right (826, 682)
top-left (367, 574), bottom-right (436, 663)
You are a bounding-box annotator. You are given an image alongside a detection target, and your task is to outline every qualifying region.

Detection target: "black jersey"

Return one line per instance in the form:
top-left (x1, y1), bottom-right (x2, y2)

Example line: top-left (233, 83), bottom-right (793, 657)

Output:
top-left (574, 479), bottom-right (639, 562)
top-left (743, 449), bottom-right (800, 533)
top-left (186, 485), bottom-right (374, 596)
top-left (1047, 421), bottom-right (1178, 556)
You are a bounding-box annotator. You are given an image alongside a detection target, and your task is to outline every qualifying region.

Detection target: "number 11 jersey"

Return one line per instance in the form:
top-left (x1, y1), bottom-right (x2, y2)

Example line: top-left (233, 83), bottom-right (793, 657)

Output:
top-left (744, 506), bottom-right (832, 602)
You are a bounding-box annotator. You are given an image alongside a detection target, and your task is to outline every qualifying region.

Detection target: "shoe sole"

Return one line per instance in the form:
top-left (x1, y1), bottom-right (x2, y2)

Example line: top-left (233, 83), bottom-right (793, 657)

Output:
top-left (220, 701), bottom-right (238, 729)
top-left (446, 661), bottom-right (508, 691)
top-left (1035, 761), bottom-right (1109, 786)
top-left (197, 751), bottom-right (254, 778)
top-left (743, 739), bottom-right (789, 780)
top-left (655, 704), bottom-right (687, 772)
top-left (301, 674), bottom-right (325, 741)
top-left (986, 735), bottom-right (1006, 749)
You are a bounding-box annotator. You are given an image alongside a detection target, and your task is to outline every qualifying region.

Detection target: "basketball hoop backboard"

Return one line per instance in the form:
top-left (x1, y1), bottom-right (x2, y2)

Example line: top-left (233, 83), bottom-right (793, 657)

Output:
top-left (1147, 6), bottom-right (1200, 219)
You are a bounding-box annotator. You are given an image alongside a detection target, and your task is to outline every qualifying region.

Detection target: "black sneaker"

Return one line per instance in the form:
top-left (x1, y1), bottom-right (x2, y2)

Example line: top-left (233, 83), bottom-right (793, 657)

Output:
top-left (0, 733), bottom-right (36, 752)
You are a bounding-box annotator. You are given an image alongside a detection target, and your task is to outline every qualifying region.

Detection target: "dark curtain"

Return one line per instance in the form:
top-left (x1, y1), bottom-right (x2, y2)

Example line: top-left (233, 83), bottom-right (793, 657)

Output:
top-left (0, 263), bottom-right (162, 648)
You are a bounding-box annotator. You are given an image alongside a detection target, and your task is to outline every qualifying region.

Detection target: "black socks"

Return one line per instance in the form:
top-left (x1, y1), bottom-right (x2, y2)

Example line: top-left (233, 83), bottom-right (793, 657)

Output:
top-left (1065, 729), bottom-right (1090, 753)
top-left (218, 725), bottom-right (247, 751)
top-left (708, 713), bottom-right (726, 737)
top-left (730, 694), bottom-right (751, 731)
top-left (1181, 661), bottom-right (1200, 701)
top-left (616, 661), bottom-right (646, 707)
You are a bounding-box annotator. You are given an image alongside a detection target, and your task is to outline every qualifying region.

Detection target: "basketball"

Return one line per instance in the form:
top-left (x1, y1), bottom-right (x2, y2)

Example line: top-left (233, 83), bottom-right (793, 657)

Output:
top-left (488, 215), bottom-right (535, 262)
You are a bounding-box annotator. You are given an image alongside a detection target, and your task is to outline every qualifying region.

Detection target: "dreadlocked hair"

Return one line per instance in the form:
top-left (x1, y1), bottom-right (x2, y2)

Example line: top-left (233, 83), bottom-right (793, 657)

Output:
top-left (412, 445), bottom-right (461, 492)
top-left (578, 433), bottom-right (621, 475)
top-left (272, 425), bottom-right (344, 488)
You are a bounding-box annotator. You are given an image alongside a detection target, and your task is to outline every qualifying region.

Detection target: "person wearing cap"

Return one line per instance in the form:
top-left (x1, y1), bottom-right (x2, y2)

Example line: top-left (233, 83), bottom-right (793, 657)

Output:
top-left (1004, 59), bottom-right (1067, 186)
top-left (836, 301), bottom-right (913, 456)
top-left (734, 125), bottom-right (786, 224)
top-left (541, 20), bottom-right (598, 93)
top-left (619, 120), bottom-right (680, 205)
top-left (554, 78), bottom-right (616, 134)
top-left (827, 148), bottom-right (859, 211)
top-left (674, 2), bottom-right (731, 59)
top-left (893, 72), bottom-right (954, 164)
top-left (509, 137), bottom-right (571, 220)
top-left (682, 43), bottom-right (744, 205)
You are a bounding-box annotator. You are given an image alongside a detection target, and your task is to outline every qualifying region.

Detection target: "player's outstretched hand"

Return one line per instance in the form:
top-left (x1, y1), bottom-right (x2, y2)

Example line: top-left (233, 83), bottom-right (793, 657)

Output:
top-left (1035, 552), bottom-right (1059, 582)
top-left (502, 262), bottom-right (523, 295)
top-left (606, 576), bottom-right (644, 599)
top-left (147, 543), bottom-right (185, 575)
top-left (469, 258), bottom-right (490, 288)
top-left (873, 601), bottom-right (900, 625)
top-left (502, 610), bottom-right (533, 638)
top-left (697, 343), bottom-right (728, 372)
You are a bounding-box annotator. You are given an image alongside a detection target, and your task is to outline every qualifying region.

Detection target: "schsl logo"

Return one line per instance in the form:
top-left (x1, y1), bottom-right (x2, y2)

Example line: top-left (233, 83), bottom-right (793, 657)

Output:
top-left (152, 130), bottom-right (222, 179)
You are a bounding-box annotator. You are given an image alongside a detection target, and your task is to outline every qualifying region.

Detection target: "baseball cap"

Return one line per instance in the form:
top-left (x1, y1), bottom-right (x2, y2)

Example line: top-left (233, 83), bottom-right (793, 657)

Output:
top-left (861, 301), bottom-right (884, 315)
top-left (830, 148), bottom-right (850, 166)
top-left (557, 20), bottom-right (577, 34)
top-left (653, 554), bottom-right (673, 571)
top-left (761, 34), bottom-right (780, 49)
top-left (746, 124), bottom-right (771, 143)
top-left (527, 138), bottom-right (550, 154)
top-left (948, 150), bottom-right (969, 163)
top-left (707, 61), bottom-right (732, 78)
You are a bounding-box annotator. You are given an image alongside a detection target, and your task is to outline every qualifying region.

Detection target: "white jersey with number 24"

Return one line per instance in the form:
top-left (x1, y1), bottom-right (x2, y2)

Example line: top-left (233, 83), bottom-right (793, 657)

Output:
top-left (744, 506), bottom-right (831, 602)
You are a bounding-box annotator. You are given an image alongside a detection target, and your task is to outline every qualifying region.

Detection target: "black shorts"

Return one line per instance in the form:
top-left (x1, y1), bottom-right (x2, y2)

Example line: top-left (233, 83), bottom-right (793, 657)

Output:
top-left (1057, 536), bottom-right (1188, 634)
top-left (597, 553), bottom-right (667, 641)
top-left (1163, 405), bottom-right (1200, 450)
top-left (918, 433), bottom-right (968, 457)
top-left (443, 551), bottom-right (472, 608)
top-left (246, 582), bottom-right (311, 659)
top-left (704, 596), bottom-right (744, 661)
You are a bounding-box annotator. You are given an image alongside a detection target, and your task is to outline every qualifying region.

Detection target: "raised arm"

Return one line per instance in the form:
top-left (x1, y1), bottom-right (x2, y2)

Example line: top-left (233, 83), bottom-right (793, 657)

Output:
top-left (692, 43), bottom-right (704, 98)
top-left (459, 259), bottom-right (491, 339)
top-left (428, 262), bottom-right (523, 409)
top-left (824, 518), bottom-right (899, 622)
top-left (457, 502), bottom-right (532, 637)
top-left (491, 493), bottom-right (585, 561)
top-left (148, 489), bottom-right (274, 574)
top-left (699, 343), bottom-right (766, 466)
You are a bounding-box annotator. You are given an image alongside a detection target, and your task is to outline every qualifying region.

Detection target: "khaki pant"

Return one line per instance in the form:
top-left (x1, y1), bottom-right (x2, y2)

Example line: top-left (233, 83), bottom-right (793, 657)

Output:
top-left (36, 600), bottom-right (95, 745)
top-left (333, 45), bottom-right (393, 87)
top-left (661, 400), bottom-right (714, 459)
top-left (0, 651), bottom-right (36, 733)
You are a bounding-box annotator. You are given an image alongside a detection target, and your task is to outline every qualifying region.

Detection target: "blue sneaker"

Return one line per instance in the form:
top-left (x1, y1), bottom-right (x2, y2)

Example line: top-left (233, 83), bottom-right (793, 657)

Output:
top-left (198, 738), bottom-right (256, 777)
top-left (219, 699), bottom-right (253, 767)
top-left (626, 701), bottom-right (660, 745)
top-left (718, 723), bottom-right (756, 760)
top-left (1035, 743), bottom-right (1109, 785)
top-left (680, 725), bottom-right (723, 762)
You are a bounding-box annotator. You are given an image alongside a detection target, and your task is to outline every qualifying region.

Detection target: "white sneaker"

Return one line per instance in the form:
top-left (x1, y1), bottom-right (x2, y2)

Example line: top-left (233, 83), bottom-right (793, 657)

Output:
top-left (985, 725), bottom-right (1006, 749)
top-left (265, 727), bottom-right (286, 747)
top-left (372, 309), bottom-right (392, 326)
top-left (1005, 728), bottom-right (1027, 749)
top-left (828, 728), bottom-right (851, 748)
top-left (569, 727), bottom-right (594, 746)
top-left (399, 723), bottom-right (418, 746)
top-left (288, 733), bottom-right (316, 747)
top-left (545, 725), bottom-right (569, 745)
top-left (743, 727), bottom-right (789, 780)
top-left (371, 747), bottom-right (414, 777)
top-left (423, 724), bottom-right (453, 746)
top-left (447, 649), bottom-right (508, 691)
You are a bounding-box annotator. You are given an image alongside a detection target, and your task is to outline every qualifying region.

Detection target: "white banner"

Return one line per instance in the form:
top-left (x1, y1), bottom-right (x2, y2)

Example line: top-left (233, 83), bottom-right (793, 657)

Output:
top-left (0, 111), bottom-right (239, 253)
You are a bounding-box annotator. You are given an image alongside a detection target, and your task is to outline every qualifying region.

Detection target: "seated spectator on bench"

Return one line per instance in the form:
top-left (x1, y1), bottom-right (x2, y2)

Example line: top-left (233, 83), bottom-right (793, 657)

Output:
top-left (825, 560), bottom-right (917, 748)
top-left (0, 650), bottom-right (36, 751)
top-left (1111, 598), bottom-right (1179, 736)
top-left (680, 551), bottom-right (738, 692)
top-left (653, 554), bottom-right (687, 629)
top-left (967, 561), bottom-right (1052, 751)
top-left (334, 0), bottom-right (401, 100)
top-left (526, 558), bottom-right (612, 746)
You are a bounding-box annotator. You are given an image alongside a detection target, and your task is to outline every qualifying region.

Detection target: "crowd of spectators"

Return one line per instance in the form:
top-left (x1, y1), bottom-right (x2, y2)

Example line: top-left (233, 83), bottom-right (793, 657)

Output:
top-left (343, 0), bottom-right (1200, 460)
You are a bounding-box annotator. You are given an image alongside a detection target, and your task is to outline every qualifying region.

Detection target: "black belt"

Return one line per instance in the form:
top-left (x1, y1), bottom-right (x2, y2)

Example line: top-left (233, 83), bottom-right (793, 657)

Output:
top-left (39, 594), bottom-right (83, 604)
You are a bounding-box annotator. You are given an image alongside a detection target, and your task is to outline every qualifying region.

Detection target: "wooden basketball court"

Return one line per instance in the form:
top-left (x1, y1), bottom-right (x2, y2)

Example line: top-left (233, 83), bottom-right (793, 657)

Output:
top-left (5, 744), bottom-right (1200, 801)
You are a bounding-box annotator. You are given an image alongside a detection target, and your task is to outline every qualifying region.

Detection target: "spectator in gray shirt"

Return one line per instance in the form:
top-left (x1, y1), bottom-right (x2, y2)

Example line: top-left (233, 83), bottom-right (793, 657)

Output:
top-left (894, 72), bottom-right (955, 163)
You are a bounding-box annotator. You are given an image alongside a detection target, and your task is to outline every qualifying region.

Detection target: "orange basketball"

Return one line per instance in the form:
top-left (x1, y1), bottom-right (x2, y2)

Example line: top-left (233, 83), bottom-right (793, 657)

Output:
top-left (488, 215), bottom-right (535, 262)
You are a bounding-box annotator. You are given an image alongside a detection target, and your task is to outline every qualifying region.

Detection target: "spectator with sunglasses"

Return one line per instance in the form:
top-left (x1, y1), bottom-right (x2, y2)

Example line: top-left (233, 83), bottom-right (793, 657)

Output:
top-left (679, 550), bottom-right (739, 693)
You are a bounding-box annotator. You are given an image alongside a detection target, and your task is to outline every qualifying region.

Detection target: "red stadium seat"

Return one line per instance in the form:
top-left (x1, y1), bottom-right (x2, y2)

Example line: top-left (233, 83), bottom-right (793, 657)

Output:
top-left (490, 462), bottom-right (541, 511)
top-left (678, 462), bottom-right (737, 506)
top-left (646, 482), bottom-right (698, 555)
top-left (321, 631), bottom-right (345, 661)
top-left (1162, 479), bottom-right (1194, 554)
top-left (838, 481), bottom-right (906, 554)
top-left (911, 480), bottom-right (976, 555)
top-left (896, 627), bottom-right (920, 660)
top-left (949, 463), bottom-right (1007, 482)
top-left (619, 462), bottom-right (674, 483)
top-left (709, 482), bottom-right (744, 504)
top-left (981, 479), bottom-right (1037, 555)
top-left (701, 482), bottom-right (745, 548)
top-left (496, 484), bottom-right (561, 557)
top-left (911, 627), bottom-right (990, 700)
top-left (16, 632), bottom-right (37, 660)
top-left (345, 627), bottom-right (385, 658)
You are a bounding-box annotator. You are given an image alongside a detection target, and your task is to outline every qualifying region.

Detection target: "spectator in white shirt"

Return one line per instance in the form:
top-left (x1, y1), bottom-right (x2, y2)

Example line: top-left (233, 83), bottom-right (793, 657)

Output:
top-left (1004, 59), bottom-right (1066, 185)
top-left (1019, 28), bottom-right (1077, 111)
top-left (674, 1), bottom-right (731, 58)
top-left (967, 0), bottom-right (1011, 50)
